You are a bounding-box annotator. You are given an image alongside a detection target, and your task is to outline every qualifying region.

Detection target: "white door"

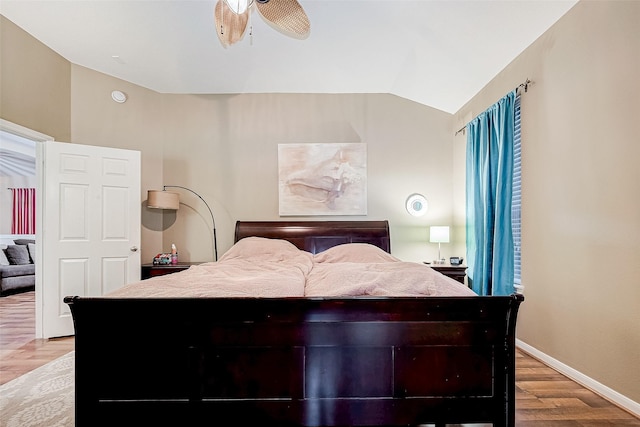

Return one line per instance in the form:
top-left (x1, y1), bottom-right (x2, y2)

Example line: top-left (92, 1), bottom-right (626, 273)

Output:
top-left (37, 141), bottom-right (140, 338)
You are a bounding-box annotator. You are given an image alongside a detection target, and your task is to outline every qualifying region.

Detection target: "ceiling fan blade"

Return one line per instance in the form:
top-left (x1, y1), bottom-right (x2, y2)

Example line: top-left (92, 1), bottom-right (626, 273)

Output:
top-left (214, 0), bottom-right (249, 47)
top-left (256, 0), bottom-right (310, 39)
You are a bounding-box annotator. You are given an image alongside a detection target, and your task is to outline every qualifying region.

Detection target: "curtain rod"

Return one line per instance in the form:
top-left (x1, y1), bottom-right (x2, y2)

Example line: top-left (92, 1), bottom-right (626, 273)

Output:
top-left (454, 78), bottom-right (531, 136)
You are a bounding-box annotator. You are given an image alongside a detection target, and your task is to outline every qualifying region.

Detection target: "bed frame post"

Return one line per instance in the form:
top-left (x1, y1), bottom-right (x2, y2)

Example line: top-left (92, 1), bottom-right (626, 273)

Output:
top-left (506, 293), bottom-right (524, 427)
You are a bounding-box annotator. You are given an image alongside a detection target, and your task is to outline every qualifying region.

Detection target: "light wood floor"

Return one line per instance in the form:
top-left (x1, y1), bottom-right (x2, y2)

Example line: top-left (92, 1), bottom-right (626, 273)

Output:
top-left (0, 290), bottom-right (74, 384)
top-left (1, 291), bottom-right (638, 426)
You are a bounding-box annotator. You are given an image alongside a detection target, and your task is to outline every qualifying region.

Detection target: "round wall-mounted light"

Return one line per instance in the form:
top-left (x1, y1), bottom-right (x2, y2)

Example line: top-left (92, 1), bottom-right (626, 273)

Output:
top-left (405, 193), bottom-right (428, 217)
top-left (111, 90), bottom-right (127, 103)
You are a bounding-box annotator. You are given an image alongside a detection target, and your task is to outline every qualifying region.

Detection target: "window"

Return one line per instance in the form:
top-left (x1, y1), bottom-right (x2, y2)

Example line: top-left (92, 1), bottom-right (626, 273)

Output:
top-left (10, 188), bottom-right (36, 234)
top-left (511, 93), bottom-right (522, 286)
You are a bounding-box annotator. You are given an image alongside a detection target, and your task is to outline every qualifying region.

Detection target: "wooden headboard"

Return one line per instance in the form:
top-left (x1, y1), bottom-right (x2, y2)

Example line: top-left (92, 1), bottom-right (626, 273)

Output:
top-left (234, 220), bottom-right (391, 254)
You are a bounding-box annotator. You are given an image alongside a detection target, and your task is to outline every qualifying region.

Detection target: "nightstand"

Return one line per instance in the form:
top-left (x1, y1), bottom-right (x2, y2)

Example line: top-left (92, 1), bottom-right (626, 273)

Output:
top-left (141, 262), bottom-right (201, 279)
top-left (425, 262), bottom-right (467, 284)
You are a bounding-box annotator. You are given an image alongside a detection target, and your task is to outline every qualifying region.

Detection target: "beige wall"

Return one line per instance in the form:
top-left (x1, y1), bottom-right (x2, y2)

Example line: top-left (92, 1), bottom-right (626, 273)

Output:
top-left (71, 85), bottom-right (456, 263)
top-left (0, 16), bottom-right (71, 141)
top-left (454, 0), bottom-right (640, 404)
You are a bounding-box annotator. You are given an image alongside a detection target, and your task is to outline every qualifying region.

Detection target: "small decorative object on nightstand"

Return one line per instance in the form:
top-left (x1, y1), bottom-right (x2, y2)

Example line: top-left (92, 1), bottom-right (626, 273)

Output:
top-left (141, 262), bottom-right (201, 280)
top-left (449, 256), bottom-right (463, 266)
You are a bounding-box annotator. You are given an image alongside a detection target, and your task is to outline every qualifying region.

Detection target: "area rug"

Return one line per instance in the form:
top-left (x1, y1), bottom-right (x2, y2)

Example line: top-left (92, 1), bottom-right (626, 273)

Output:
top-left (0, 352), bottom-right (74, 427)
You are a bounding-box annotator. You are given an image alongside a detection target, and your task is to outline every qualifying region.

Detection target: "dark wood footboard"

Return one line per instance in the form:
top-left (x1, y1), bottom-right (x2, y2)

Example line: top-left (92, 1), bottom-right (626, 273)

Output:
top-left (65, 294), bottom-right (524, 427)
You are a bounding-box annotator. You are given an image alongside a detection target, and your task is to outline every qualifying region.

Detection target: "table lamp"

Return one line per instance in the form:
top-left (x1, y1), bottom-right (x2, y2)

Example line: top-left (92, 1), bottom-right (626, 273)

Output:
top-left (429, 226), bottom-right (449, 264)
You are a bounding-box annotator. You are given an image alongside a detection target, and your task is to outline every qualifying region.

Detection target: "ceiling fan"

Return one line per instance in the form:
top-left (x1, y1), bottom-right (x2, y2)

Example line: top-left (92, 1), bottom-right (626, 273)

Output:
top-left (214, 0), bottom-right (310, 47)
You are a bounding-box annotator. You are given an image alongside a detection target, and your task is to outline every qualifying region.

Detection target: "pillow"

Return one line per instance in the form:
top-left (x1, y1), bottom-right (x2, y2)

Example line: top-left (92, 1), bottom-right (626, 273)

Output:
top-left (27, 243), bottom-right (36, 263)
top-left (219, 237), bottom-right (308, 262)
top-left (5, 244), bottom-right (31, 265)
top-left (313, 243), bottom-right (400, 264)
top-left (13, 239), bottom-right (35, 245)
top-left (0, 248), bottom-right (9, 266)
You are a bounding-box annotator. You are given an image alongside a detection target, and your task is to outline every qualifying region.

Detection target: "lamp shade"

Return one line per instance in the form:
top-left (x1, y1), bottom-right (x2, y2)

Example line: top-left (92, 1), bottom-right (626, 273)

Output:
top-left (429, 226), bottom-right (450, 243)
top-left (147, 190), bottom-right (180, 210)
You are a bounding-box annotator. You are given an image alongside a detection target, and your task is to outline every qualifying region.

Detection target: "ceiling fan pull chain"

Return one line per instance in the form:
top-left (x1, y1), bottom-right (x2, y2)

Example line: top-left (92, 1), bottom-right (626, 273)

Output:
top-left (249, 8), bottom-right (253, 45)
top-left (220, 3), bottom-right (225, 35)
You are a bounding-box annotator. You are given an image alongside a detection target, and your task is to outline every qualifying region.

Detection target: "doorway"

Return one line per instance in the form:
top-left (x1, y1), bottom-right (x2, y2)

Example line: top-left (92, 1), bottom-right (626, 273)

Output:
top-left (0, 119), bottom-right (52, 340)
top-left (1, 118), bottom-right (142, 338)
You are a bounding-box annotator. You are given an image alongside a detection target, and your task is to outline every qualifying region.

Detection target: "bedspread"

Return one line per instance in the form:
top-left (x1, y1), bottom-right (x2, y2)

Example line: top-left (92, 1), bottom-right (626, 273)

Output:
top-left (304, 262), bottom-right (475, 297)
top-left (109, 237), bottom-right (312, 298)
top-left (109, 238), bottom-right (475, 298)
top-left (305, 243), bottom-right (475, 297)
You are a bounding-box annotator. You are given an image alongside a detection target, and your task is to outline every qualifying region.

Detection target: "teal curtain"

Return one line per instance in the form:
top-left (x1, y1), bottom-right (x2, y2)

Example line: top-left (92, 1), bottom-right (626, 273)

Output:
top-left (465, 90), bottom-right (516, 296)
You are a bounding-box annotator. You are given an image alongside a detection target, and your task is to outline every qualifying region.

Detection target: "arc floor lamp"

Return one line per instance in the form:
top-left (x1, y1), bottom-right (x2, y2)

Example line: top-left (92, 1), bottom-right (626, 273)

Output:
top-left (147, 185), bottom-right (218, 261)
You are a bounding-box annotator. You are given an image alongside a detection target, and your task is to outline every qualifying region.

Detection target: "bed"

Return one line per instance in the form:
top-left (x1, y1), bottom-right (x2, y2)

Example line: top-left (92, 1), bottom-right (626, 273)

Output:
top-left (65, 220), bottom-right (524, 427)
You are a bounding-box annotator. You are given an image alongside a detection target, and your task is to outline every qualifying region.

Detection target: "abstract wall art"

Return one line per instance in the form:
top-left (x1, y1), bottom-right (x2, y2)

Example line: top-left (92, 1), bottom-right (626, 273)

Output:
top-left (278, 143), bottom-right (367, 216)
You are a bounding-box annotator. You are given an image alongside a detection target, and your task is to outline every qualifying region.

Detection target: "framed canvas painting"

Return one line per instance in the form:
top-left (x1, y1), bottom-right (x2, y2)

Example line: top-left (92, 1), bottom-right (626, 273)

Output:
top-left (278, 143), bottom-right (367, 216)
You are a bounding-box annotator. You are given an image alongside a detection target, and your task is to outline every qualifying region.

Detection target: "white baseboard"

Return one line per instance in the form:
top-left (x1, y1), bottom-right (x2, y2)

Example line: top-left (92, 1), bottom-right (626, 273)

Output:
top-left (516, 339), bottom-right (640, 418)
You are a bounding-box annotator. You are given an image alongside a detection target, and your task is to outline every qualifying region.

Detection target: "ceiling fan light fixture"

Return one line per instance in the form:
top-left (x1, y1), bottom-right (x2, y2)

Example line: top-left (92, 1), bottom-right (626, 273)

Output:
top-left (224, 0), bottom-right (251, 15)
top-left (215, 0), bottom-right (249, 46)
top-left (215, 0), bottom-right (309, 47)
top-left (256, 0), bottom-right (310, 39)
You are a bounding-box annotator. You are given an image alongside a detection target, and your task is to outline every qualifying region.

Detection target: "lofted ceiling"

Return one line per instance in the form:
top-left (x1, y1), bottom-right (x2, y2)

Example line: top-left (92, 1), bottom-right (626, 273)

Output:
top-left (0, 131), bottom-right (36, 176)
top-left (1, 0), bottom-right (577, 114)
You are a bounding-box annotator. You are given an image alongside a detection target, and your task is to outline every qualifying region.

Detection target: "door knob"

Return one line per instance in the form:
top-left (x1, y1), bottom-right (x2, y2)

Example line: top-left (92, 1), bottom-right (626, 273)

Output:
top-left (130, 246), bottom-right (138, 252)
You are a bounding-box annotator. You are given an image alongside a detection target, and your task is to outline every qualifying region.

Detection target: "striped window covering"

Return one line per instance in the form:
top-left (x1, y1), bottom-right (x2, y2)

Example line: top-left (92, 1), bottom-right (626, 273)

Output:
top-left (10, 188), bottom-right (36, 234)
top-left (511, 93), bottom-right (522, 286)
